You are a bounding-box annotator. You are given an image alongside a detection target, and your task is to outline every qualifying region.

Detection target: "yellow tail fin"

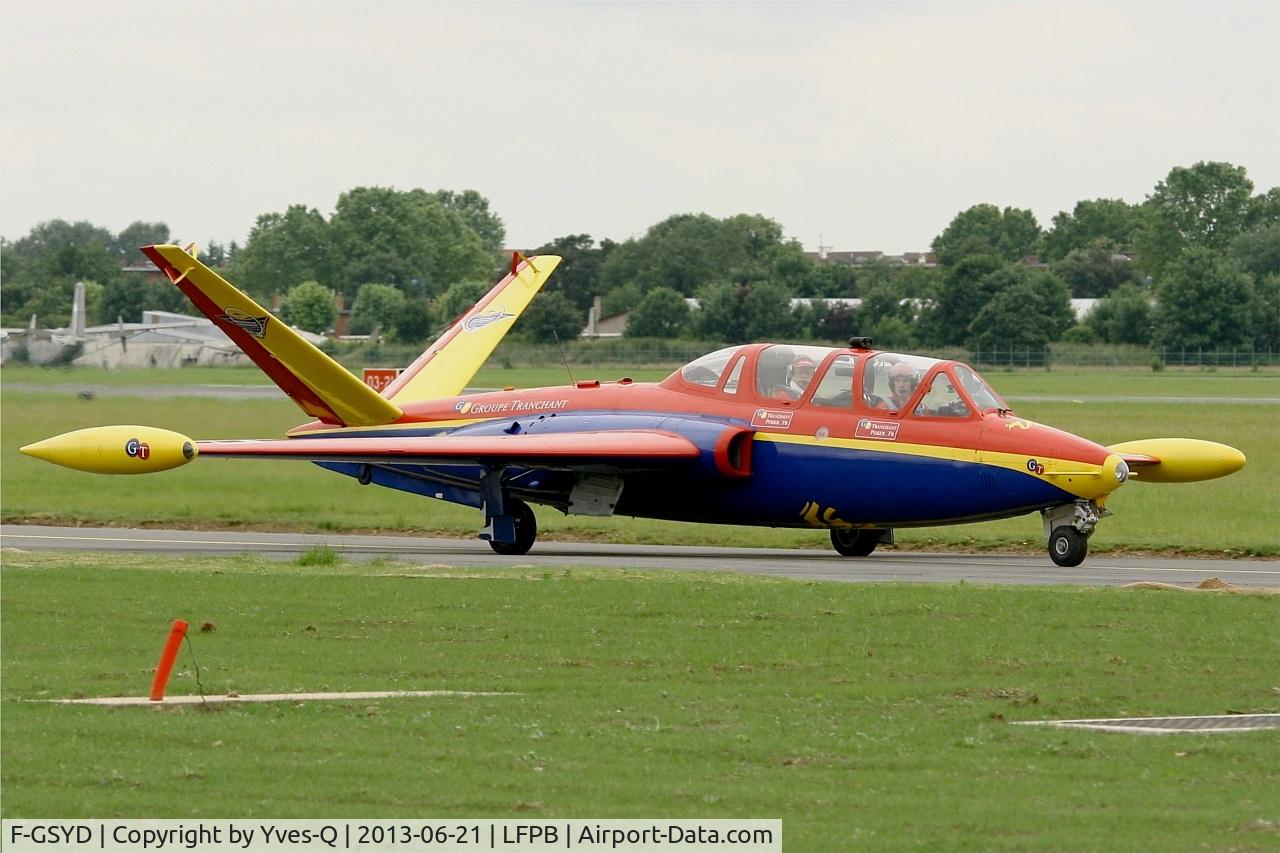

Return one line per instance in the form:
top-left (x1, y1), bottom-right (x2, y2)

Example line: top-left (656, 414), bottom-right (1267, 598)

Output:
top-left (141, 244), bottom-right (403, 427)
top-left (383, 254), bottom-right (562, 404)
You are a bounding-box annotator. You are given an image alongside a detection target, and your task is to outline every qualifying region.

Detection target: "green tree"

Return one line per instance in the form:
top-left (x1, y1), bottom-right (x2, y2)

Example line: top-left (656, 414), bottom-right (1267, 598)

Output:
top-left (1042, 199), bottom-right (1143, 261)
top-left (931, 204), bottom-right (1042, 266)
top-left (742, 281), bottom-right (797, 341)
top-left (112, 221), bottom-right (171, 263)
top-left (816, 303), bottom-right (857, 342)
top-left (858, 281), bottom-right (912, 329)
top-left (694, 282), bottom-right (746, 343)
top-left (791, 299), bottom-right (828, 339)
top-left (1250, 187), bottom-right (1280, 228)
top-left (1229, 223), bottom-right (1280, 279)
top-left (282, 280), bottom-right (336, 333)
top-left (1154, 248), bottom-right (1255, 350)
top-left (868, 316), bottom-right (917, 350)
top-left (1083, 283), bottom-right (1154, 345)
top-left (531, 234), bottom-right (617, 311)
top-left (350, 283), bottom-right (407, 337)
top-left (438, 280), bottom-right (489, 323)
top-left (1138, 161), bottom-right (1257, 279)
top-left (229, 205), bottom-right (335, 301)
top-left (99, 276), bottom-right (190, 324)
top-left (428, 189), bottom-right (506, 255)
top-left (1, 220), bottom-right (123, 324)
top-left (801, 262), bottom-right (859, 297)
top-left (393, 299), bottom-right (437, 345)
top-left (1252, 273), bottom-right (1280, 352)
top-left (1052, 240), bottom-right (1141, 297)
top-left (922, 254), bottom-right (1003, 345)
top-left (329, 186), bottom-right (493, 296)
top-left (599, 212), bottom-right (804, 297)
top-left (968, 269), bottom-right (1074, 352)
top-left (625, 287), bottom-right (691, 338)
top-left (516, 291), bottom-right (582, 343)
top-left (202, 239), bottom-right (228, 267)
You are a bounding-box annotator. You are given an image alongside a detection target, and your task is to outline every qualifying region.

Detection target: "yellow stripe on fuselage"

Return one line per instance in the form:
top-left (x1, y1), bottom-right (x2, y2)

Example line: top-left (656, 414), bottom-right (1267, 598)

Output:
top-left (755, 432), bottom-right (1123, 500)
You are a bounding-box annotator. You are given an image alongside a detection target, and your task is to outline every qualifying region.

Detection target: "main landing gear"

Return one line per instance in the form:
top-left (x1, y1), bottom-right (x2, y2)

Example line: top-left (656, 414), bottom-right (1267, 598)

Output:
top-left (488, 499), bottom-right (537, 556)
top-left (1041, 500), bottom-right (1107, 567)
top-left (831, 528), bottom-right (892, 557)
top-left (478, 466), bottom-right (538, 555)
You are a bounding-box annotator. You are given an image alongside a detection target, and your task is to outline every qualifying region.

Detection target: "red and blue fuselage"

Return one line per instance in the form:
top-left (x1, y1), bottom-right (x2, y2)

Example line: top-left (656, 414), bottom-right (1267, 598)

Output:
top-left (290, 345), bottom-right (1127, 530)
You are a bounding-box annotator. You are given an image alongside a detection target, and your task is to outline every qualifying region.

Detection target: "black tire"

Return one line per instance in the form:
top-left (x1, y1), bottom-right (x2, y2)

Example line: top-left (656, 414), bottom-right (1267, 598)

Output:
top-left (831, 528), bottom-right (882, 557)
top-left (1048, 525), bottom-right (1088, 567)
top-left (488, 499), bottom-right (537, 556)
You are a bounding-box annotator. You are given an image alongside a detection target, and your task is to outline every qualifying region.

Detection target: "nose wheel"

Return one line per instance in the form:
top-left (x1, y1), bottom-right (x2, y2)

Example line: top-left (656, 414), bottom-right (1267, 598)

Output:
top-left (1042, 500), bottom-right (1106, 567)
top-left (1048, 526), bottom-right (1088, 567)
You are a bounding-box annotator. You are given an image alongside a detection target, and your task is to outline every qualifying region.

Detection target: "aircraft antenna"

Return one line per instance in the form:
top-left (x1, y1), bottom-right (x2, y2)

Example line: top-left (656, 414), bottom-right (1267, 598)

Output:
top-left (552, 330), bottom-right (576, 385)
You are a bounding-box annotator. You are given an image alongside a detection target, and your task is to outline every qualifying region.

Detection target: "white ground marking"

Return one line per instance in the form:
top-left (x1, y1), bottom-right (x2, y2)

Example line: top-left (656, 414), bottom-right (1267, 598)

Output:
top-left (1016, 713), bottom-right (1280, 734)
top-left (39, 690), bottom-right (517, 706)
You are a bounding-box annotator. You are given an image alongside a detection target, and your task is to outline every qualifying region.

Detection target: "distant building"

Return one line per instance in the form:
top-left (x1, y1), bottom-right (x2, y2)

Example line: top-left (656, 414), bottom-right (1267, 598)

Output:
top-left (805, 249), bottom-right (936, 267)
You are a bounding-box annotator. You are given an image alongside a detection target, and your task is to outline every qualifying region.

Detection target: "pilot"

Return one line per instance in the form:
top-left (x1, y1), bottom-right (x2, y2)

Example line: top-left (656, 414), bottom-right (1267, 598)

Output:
top-left (887, 362), bottom-right (918, 410)
top-left (788, 354), bottom-right (817, 398)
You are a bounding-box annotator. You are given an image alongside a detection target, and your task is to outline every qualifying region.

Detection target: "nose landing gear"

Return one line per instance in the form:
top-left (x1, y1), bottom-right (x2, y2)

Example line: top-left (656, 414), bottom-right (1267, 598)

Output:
top-left (1041, 500), bottom-right (1108, 567)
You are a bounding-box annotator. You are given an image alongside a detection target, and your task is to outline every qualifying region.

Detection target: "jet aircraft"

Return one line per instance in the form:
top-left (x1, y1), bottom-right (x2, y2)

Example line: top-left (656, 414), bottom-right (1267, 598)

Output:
top-left (21, 245), bottom-right (1246, 566)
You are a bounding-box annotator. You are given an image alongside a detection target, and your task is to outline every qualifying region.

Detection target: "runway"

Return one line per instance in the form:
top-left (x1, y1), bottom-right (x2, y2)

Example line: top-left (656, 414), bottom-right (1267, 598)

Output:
top-left (3, 524), bottom-right (1277, 588)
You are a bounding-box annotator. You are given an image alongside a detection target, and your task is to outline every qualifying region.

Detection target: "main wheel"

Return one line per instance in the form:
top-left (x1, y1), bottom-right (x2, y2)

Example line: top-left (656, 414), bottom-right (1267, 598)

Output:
top-left (488, 499), bottom-right (537, 556)
top-left (831, 528), bottom-right (882, 557)
top-left (1048, 526), bottom-right (1088, 567)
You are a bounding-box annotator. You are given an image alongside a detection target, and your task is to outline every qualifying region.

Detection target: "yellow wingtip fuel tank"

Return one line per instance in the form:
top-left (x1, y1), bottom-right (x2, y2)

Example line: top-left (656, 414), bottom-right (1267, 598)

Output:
top-left (20, 426), bottom-right (198, 474)
top-left (1108, 438), bottom-right (1246, 483)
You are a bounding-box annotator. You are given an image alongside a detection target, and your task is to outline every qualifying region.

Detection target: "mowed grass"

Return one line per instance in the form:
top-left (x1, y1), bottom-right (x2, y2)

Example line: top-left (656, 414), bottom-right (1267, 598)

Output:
top-left (986, 369), bottom-right (1280, 400)
top-left (2, 365), bottom-right (273, 387)
top-left (5, 364), bottom-right (1279, 398)
top-left (4, 383), bottom-right (1276, 555)
top-left (1, 551), bottom-right (1276, 850)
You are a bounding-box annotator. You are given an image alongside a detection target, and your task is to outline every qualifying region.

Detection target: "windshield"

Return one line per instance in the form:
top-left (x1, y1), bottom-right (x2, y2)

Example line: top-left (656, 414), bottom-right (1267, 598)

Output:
top-left (679, 346), bottom-right (743, 388)
top-left (953, 364), bottom-right (1006, 411)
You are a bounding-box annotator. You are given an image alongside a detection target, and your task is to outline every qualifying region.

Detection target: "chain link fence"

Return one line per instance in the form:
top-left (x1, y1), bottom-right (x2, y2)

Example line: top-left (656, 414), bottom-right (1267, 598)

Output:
top-left (332, 338), bottom-right (1279, 371)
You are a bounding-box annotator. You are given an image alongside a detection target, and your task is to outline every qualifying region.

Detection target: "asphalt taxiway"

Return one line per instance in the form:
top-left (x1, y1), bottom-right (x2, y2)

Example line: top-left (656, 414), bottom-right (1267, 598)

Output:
top-left (3, 524), bottom-right (1276, 588)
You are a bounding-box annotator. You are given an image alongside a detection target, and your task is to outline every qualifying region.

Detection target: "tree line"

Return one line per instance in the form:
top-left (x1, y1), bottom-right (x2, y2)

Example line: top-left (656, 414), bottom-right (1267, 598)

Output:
top-left (2, 161), bottom-right (1276, 353)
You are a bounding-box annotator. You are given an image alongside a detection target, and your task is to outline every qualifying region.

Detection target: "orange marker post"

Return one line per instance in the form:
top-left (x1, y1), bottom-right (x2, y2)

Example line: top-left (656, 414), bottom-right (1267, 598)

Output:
top-left (149, 619), bottom-right (189, 702)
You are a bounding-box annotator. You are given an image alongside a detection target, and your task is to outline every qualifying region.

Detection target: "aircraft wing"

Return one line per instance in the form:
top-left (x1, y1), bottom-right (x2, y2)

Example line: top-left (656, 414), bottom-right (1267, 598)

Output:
top-left (196, 430), bottom-right (699, 470)
top-left (381, 254), bottom-right (562, 405)
top-left (141, 244), bottom-right (403, 427)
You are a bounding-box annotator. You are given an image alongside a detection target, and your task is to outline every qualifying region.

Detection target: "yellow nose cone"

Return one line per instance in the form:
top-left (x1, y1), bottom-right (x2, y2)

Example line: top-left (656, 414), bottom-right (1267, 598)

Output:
top-left (21, 425), bottom-right (197, 474)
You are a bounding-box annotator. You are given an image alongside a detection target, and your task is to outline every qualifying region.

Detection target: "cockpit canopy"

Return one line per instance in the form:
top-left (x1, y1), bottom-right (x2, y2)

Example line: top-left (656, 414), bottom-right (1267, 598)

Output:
top-left (671, 345), bottom-right (1006, 417)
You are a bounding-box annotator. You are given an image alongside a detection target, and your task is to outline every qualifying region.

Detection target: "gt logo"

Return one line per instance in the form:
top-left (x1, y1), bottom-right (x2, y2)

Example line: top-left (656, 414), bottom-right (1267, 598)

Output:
top-left (125, 438), bottom-right (151, 461)
top-left (1026, 458), bottom-right (1045, 475)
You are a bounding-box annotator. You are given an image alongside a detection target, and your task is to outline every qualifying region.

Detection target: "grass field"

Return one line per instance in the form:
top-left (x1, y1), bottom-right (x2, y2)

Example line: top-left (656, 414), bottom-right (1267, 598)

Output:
top-left (5, 363), bottom-right (1280, 398)
top-left (1, 550), bottom-right (1276, 850)
top-left (3, 381), bottom-right (1276, 555)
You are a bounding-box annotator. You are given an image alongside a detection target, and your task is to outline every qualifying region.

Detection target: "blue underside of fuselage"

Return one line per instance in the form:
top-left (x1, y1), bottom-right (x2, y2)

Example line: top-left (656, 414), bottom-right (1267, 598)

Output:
top-left (307, 411), bottom-right (1077, 528)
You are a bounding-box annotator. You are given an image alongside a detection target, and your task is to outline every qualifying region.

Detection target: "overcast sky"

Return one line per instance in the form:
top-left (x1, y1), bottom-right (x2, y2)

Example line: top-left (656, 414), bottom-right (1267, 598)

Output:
top-left (3, 1), bottom-right (1278, 254)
